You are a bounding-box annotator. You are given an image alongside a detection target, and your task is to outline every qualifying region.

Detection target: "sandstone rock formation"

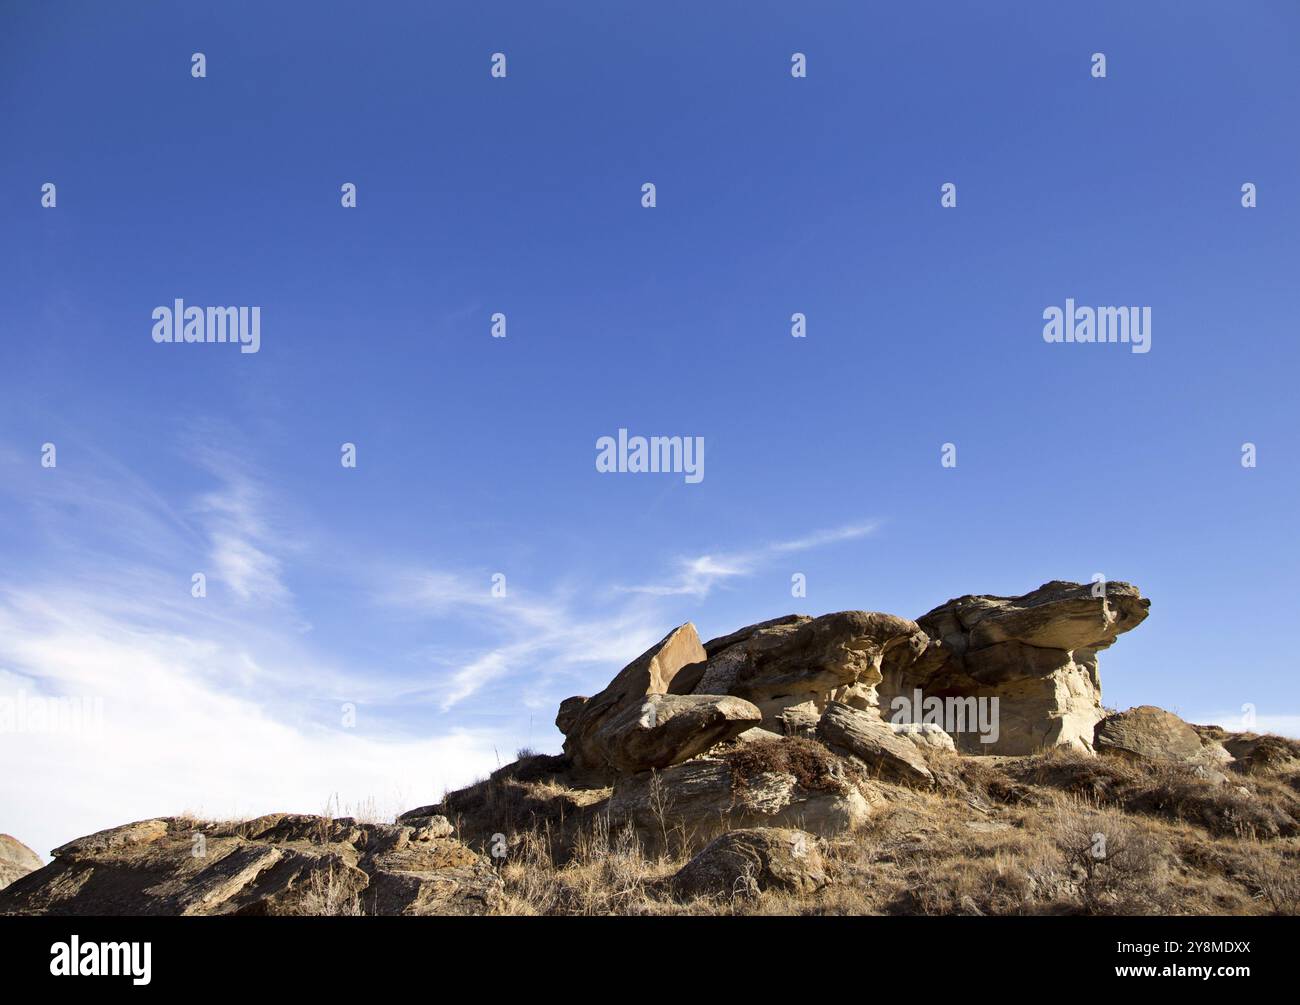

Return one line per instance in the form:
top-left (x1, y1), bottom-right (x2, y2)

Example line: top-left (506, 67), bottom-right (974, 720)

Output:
top-left (554, 582), bottom-right (1150, 767)
top-left (558, 622), bottom-right (710, 772)
top-left (0, 814), bottom-right (502, 916)
top-left (1208, 731), bottom-right (1300, 775)
top-left (0, 835), bottom-right (41, 891)
top-left (574, 693), bottom-right (762, 775)
top-left (684, 611), bottom-right (926, 728)
top-left (540, 579), bottom-right (1156, 838)
top-left (892, 721), bottom-right (958, 753)
top-left (879, 581), bottom-right (1150, 754)
top-left (1095, 706), bottom-right (1213, 763)
top-left (608, 746), bottom-right (872, 845)
top-left (673, 827), bottom-right (827, 899)
top-left (816, 701), bottom-right (935, 787)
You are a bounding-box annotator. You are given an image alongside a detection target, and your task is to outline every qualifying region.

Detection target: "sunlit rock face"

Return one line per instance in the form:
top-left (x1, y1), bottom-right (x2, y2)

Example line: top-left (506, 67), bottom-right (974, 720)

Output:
top-left (878, 581), bottom-right (1150, 754)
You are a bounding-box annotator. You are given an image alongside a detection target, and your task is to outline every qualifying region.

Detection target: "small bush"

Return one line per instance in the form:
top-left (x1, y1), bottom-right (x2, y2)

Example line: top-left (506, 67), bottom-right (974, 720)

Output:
top-left (1054, 807), bottom-right (1171, 915)
top-left (724, 737), bottom-right (852, 795)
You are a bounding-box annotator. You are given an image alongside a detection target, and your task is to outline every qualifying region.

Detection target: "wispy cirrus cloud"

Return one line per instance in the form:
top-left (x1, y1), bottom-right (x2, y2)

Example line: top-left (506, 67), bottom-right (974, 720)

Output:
top-left (618, 520), bottom-right (880, 598)
top-left (0, 568), bottom-right (510, 860)
top-left (377, 569), bottom-right (664, 712)
top-left (191, 451), bottom-right (295, 607)
top-left (0, 442), bottom-right (509, 855)
top-left (376, 520), bottom-right (881, 712)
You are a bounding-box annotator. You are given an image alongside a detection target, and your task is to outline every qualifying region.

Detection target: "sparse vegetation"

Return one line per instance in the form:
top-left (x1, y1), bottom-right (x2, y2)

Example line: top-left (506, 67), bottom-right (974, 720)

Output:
top-left (479, 743), bottom-right (1300, 916)
top-left (724, 736), bottom-right (854, 795)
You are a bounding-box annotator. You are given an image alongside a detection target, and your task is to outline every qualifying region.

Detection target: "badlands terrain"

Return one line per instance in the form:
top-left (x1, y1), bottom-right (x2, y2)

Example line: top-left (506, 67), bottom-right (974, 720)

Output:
top-left (2, 580), bottom-right (1297, 916)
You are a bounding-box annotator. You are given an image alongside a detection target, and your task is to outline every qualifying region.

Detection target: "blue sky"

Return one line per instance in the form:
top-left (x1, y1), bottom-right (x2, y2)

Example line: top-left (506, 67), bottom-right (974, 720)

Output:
top-left (2, 0), bottom-right (1299, 856)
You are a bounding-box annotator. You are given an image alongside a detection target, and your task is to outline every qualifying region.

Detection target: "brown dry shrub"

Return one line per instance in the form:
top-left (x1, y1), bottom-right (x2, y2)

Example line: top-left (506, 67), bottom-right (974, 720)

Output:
top-left (723, 736), bottom-right (853, 795)
top-left (1247, 851), bottom-right (1300, 915)
top-left (1228, 734), bottom-right (1300, 775)
top-left (497, 813), bottom-right (684, 916)
top-left (1009, 747), bottom-right (1300, 839)
top-left (441, 773), bottom-right (585, 848)
top-left (1129, 767), bottom-right (1298, 840)
top-left (935, 752), bottom-right (1042, 806)
top-left (1053, 806), bottom-right (1173, 915)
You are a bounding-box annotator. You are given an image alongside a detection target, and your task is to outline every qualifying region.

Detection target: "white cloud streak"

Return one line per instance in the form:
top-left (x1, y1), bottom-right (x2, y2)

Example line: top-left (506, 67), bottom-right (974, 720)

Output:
top-left (618, 520), bottom-right (879, 598)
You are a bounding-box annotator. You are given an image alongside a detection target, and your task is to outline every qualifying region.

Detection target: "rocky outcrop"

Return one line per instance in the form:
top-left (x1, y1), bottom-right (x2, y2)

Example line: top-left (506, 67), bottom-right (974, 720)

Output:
top-left (558, 623), bottom-right (709, 772)
top-left (576, 693), bottom-right (762, 774)
top-left (393, 810), bottom-right (456, 838)
top-left (880, 581), bottom-right (1150, 755)
top-left (685, 611), bottom-right (926, 727)
top-left (0, 835), bottom-right (42, 891)
top-left (558, 581), bottom-right (1149, 767)
top-left (0, 815), bottom-right (502, 916)
top-left (536, 580), bottom-right (1153, 841)
top-left (673, 827), bottom-right (827, 899)
top-left (816, 701), bottom-right (935, 787)
top-left (609, 752), bottom-right (871, 844)
top-left (1095, 706), bottom-right (1212, 763)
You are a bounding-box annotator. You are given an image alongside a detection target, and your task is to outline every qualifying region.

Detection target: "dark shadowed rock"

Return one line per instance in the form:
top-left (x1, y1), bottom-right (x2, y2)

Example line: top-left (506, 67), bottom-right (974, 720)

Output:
top-left (554, 695), bottom-right (588, 734)
top-left (0, 815), bottom-right (501, 916)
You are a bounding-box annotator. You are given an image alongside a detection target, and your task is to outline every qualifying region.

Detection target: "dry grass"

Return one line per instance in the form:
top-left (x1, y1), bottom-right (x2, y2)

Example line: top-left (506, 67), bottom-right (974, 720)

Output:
top-left (497, 814), bottom-right (689, 916)
top-left (480, 745), bottom-right (1300, 916)
top-left (1001, 747), bottom-right (1300, 839)
top-left (435, 754), bottom-right (610, 859)
top-left (293, 861), bottom-right (364, 916)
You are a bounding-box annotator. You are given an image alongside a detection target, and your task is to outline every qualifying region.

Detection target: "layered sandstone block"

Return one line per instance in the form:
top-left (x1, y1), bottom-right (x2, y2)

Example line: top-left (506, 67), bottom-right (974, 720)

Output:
top-left (558, 623), bottom-right (762, 774)
top-left (878, 581), bottom-right (1150, 754)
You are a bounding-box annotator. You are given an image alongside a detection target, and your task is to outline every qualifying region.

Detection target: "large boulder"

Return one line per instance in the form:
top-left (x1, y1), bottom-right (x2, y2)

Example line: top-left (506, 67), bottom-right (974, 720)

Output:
top-left (1094, 706), bottom-right (1207, 763)
top-left (816, 701), bottom-right (935, 787)
top-left (880, 581), bottom-right (1149, 755)
top-left (0, 835), bottom-right (42, 891)
top-left (576, 693), bottom-right (762, 774)
top-left (558, 623), bottom-right (708, 772)
top-left (685, 611), bottom-right (927, 729)
top-left (0, 815), bottom-right (502, 916)
top-left (673, 827), bottom-right (827, 899)
top-left (609, 745), bottom-right (871, 847)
